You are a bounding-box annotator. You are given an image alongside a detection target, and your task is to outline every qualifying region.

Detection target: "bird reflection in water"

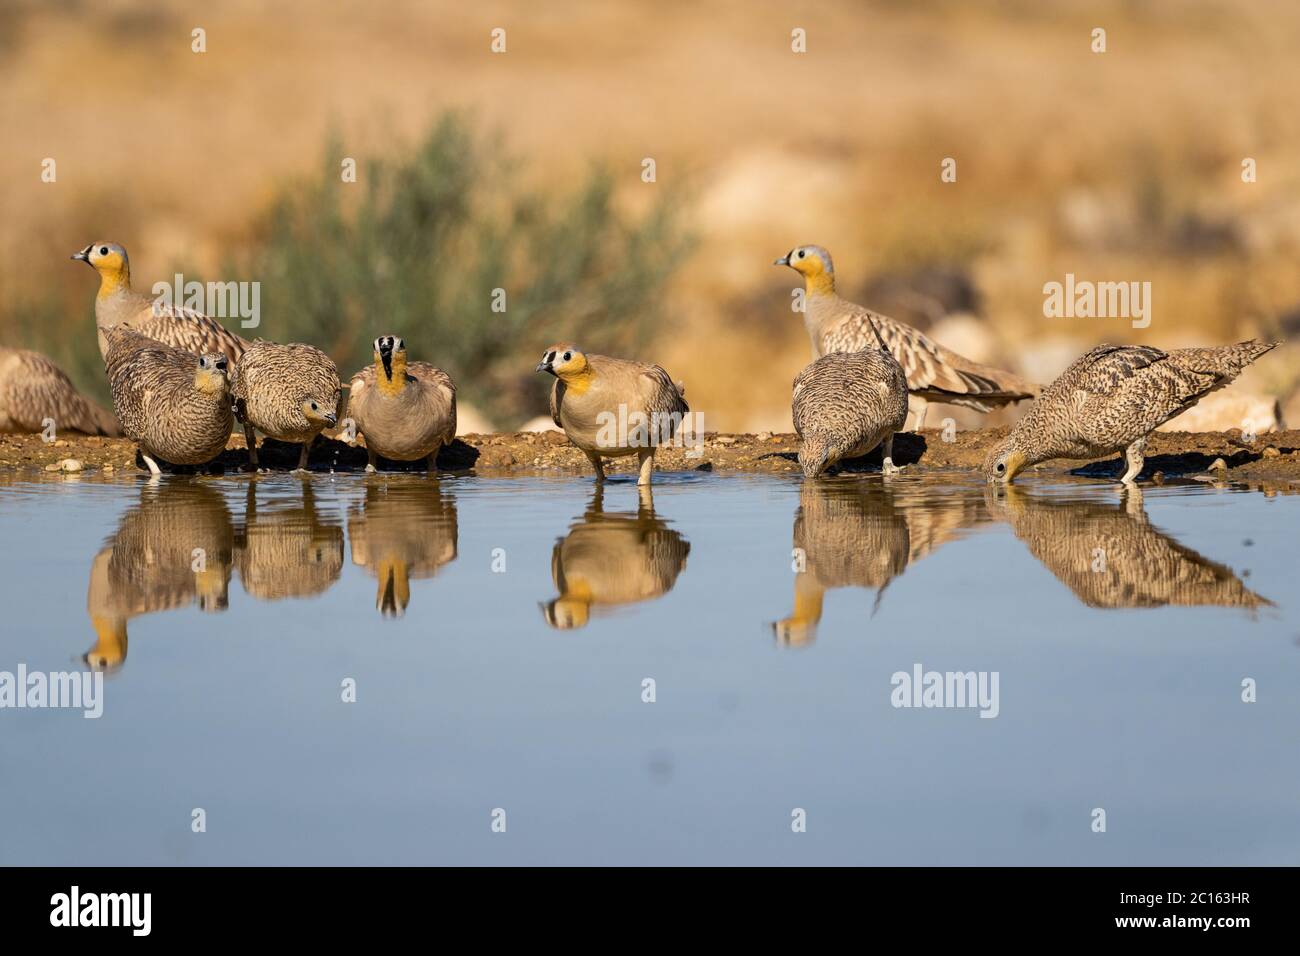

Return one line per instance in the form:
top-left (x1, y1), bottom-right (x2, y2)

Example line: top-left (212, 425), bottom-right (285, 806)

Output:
top-left (85, 481), bottom-right (235, 670)
top-left (234, 478), bottom-right (344, 602)
top-left (988, 484), bottom-right (1272, 611)
top-left (347, 479), bottom-right (459, 618)
top-left (772, 479), bottom-right (989, 646)
top-left (542, 486), bottom-right (690, 629)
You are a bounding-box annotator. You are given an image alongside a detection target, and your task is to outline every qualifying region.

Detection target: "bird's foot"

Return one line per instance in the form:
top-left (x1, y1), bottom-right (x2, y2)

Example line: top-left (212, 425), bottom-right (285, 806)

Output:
top-left (881, 459), bottom-right (903, 476)
top-left (364, 464), bottom-right (376, 474)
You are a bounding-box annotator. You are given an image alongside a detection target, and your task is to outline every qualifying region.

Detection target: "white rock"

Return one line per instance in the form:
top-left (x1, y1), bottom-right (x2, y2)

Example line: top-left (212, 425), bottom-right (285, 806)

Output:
top-left (455, 402), bottom-right (494, 436)
top-left (1158, 391), bottom-right (1283, 434)
top-left (926, 312), bottom-right (996, 365)
top-left (518, 416), bottom-right (561, 433)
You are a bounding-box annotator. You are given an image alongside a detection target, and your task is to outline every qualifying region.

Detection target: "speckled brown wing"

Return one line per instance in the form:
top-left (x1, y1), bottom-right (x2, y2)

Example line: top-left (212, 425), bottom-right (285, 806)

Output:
top-left (820, 300), bottom-right (1038, 409)
top-left (232, 341), bottom-right (340, 441)
top-left (1061, 345), bottom-right (1219, 448)
top-left (792, 349), bottom-right (908, 462)
top-left (0, 347), bottom-right (119, 435)
top-left (123, 301), bottom-right (249, 365)
top-left (104, 328), bottom-right (185, 439)
top-left (103, 327), bottom-right (233, 464)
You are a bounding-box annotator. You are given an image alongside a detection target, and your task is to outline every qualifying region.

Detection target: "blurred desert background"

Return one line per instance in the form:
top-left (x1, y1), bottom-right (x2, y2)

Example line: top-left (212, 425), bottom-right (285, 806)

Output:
top-left (3, 0), bottom-right (1299, 432)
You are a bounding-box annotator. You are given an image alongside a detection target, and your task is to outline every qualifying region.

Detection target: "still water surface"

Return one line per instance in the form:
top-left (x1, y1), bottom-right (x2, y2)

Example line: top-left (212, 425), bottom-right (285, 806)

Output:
top-left (0, 471), bottom-right (1295, 864)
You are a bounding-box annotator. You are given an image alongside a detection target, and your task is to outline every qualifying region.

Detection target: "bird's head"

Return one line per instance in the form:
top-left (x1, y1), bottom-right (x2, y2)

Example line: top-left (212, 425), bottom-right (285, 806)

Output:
top-left (301, 394), bottom-right (338, 428)
top-left (775, 244), bottom-right (835, 291)
top-left (984, 437), bottom-right (1029, 485)
top-left (771, 617), bottom-right (817, 648)
top-left (193, 353), bottom-right (230, 396)
top-left (84, 616), bottom-right (127, 672)
top-left (536, 344), bottom-right (589, 381)
top-left (195, 567), bottom-right (230, 612)
top-left (798, 437), bottom-right (831, 479)
top-left (541, 596), bottom-right (590, 630)
top-left (373, 334), bottom-right (407, 381)
top-left (72, 241), bottom-right (130, 291)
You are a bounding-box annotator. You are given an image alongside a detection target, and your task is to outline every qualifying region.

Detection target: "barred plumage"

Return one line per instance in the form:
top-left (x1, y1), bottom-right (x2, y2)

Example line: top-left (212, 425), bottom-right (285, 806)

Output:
top-left (985, 340), bottom-right (1279, 484)
top-left (792, 342), bottom-right (909, 478)
top-left (0, 346), bottom-right (119, 435)
top-left (232, 340), bottom-right (342, 470)
top-left (103, 327), bottom-right (233, 473)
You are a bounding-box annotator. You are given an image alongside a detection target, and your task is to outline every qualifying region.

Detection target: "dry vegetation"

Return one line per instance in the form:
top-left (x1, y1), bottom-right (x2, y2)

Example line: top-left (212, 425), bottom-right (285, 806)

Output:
top-left (2, 0), bottom-right (1299, 431)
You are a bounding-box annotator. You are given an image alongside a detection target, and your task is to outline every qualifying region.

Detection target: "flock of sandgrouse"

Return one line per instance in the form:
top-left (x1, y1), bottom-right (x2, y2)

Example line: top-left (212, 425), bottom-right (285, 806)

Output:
top-left (0, 240), bottom-right (1279, 485)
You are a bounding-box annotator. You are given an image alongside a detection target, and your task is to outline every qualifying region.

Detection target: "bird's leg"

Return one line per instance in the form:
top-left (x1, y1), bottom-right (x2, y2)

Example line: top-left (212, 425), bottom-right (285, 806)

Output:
top-left (908, 397), bottom-right (929, 432)
top-left (426, 442), bottom-right (442, 475)
top-left (365, 447), bottom-right (377, 474)
top-left (245, 427), bottom-right (260, 469)
top-left (881, 434), bottom-right (902, 476)
top-left (584, 450), bottom-right (605, 483)
top-left (296, 437), bottom-right (313, 472)
top-left (636, 449), bottom-right (655, 487)
top-left (141, 453), bottom-right (162, 477)
top-left (1120, 436), bottom-right (1147, 485)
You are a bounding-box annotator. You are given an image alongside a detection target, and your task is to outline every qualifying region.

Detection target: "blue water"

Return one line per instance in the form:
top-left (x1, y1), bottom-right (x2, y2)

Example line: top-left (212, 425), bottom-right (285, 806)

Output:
top-left (0, 471), bottom-right (1295, 865)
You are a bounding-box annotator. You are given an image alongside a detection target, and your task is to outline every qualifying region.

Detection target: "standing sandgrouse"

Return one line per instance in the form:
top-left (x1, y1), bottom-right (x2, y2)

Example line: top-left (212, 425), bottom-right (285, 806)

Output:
top-left (776, 244), bottom-right (1037, 427)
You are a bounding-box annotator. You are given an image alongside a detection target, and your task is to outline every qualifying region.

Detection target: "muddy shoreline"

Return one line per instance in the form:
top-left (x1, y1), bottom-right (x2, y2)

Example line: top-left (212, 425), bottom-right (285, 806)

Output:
top-left (3, 427), bottom-right (1300, 483)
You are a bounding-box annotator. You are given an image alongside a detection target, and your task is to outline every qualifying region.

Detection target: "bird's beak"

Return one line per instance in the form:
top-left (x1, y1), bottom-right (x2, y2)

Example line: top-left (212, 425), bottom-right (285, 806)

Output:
top-left (70, 247), bottom-right (90, 262)
top-left (773, 254), bottom-right (791, 266)
top-left (323, 413), bottom-right (338, 428)
top-left (536, 360), bottom-right (552, 374)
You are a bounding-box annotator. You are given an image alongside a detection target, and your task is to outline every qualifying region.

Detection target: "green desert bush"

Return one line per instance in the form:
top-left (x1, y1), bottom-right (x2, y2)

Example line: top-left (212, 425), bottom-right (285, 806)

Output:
top-left (226, 114), bottom-right (693, 425)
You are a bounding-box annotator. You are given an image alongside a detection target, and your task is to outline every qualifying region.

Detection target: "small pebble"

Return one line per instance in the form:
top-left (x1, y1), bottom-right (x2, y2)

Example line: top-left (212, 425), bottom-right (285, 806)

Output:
top-left (756, 431), bottom-right (772, 441)
top-left (714, 436), bottom-right (737, 446)
top-left (1262, 446), bottom-right (1280, 458)
top-left (1209, 457), bottom-right (1227, 472)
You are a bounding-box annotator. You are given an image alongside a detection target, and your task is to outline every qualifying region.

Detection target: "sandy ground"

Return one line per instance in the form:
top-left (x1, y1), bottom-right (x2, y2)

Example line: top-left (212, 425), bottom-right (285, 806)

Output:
top-left (4, 429), bottom-right (1300, 485)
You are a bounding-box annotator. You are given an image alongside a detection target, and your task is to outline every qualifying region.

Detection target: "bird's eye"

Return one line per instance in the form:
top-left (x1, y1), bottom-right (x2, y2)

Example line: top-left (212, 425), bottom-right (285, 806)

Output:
top-left (995, 462), bottom-right (1006, 474)
top-left (797, 250), bottom-right (806, 259)
top-left (310, 402), bottom-right (318, 410)
top-left (99, 246), bottom-right (108, 256)
top-left (563, 351), bottom-right (572, 362)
